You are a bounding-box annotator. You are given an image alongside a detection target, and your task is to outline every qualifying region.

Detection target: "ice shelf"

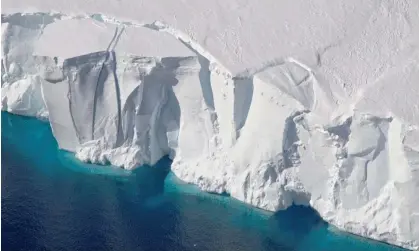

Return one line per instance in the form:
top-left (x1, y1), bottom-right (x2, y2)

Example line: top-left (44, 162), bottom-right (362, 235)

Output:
top-left (2, 1), bottom-right (419, 249)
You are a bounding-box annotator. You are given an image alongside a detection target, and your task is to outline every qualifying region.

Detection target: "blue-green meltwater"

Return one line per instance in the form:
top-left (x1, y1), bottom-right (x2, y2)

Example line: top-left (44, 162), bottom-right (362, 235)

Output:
top-left (1, 112), bottom-right (408, 251)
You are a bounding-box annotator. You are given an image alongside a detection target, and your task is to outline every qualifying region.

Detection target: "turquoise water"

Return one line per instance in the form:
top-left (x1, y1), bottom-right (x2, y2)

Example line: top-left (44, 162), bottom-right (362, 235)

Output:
top-left (1, 112), bottom-right (408, 251)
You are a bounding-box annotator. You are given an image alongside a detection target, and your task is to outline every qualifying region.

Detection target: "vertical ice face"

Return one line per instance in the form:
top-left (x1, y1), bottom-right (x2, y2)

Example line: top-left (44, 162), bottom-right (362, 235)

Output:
top-left (66, 52), bottom-right (112, 144)
top-left (1, 22), bottom-right (49, 119)
top-left (1, 5), bottom-right (419, 250)
top-left (68, 55), bottom-right (203, 168)
top-left (41, 58), bottom-right (79, 151)
top-left (11, 18), bottom-right (198, 168)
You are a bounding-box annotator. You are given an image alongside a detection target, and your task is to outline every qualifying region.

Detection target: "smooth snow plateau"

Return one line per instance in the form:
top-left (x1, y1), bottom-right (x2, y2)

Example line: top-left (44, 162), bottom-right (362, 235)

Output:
top-left (1, 0), bottom-right (419, 249)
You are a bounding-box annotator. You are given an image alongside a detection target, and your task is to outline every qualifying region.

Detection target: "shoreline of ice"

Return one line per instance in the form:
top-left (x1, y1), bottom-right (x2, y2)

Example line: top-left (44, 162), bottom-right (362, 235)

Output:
top-left (2, 7), bottom-right (419, 250)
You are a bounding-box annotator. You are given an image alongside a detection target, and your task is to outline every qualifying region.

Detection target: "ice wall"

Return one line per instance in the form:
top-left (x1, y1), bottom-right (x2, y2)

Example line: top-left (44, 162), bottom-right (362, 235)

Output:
top-left (1, 9), bottom-right (419, 250)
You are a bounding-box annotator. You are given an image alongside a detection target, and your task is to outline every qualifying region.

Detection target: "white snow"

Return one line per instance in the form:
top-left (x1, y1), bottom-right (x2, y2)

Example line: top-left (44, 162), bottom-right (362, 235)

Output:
top-left (2, 0), bottom-right (419, 249)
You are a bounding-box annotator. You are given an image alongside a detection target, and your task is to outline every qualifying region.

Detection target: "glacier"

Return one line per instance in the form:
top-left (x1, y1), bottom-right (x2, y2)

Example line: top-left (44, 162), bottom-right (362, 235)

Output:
top-left (1, 0), bottom-right (419, 249)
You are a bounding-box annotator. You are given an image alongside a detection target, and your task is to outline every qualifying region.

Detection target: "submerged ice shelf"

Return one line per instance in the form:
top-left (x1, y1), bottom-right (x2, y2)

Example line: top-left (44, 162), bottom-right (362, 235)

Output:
top-left (1, 0), bottom-right (419, 249)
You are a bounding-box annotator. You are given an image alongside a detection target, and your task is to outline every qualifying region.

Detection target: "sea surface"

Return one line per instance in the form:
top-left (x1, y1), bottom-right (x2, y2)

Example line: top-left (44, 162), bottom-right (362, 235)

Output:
top-left (1, 112), bottom-right (408, 251)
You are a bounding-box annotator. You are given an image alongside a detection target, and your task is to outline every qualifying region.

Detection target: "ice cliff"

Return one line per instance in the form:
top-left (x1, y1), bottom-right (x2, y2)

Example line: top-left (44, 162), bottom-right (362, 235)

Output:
top-left (2, 0), bottom-right (419, 249)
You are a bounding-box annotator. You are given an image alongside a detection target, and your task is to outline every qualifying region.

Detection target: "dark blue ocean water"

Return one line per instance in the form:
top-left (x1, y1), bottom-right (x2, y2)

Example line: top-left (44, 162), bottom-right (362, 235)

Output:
top-left (1, 112), bottom-right (408, 251)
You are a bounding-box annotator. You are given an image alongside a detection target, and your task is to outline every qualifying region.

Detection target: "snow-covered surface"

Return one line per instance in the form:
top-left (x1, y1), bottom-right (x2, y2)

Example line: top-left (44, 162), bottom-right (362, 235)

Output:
top-left (1, 0), bottom-right (419, 249)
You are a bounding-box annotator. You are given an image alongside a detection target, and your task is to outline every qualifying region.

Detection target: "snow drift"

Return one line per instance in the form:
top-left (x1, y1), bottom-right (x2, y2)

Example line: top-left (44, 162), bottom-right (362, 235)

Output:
top-left (2, 1), bottom-right (419, 249)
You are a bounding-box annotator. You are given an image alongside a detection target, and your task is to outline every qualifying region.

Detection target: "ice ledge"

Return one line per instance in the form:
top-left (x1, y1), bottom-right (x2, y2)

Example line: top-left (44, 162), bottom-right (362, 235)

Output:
top-left (2, 11), bottom-right (419, 250)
